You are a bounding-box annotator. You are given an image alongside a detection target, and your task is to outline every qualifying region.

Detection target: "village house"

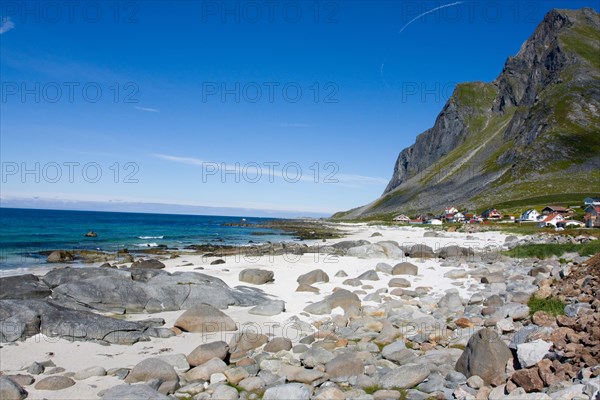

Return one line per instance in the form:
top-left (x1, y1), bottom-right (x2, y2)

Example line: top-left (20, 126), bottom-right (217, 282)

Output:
top-left (584, 206), bottom-right (600, 228)
top-left (481, 208), bottom-right (502, 220)
top-left (444, 206), bottom-right (459, 215)
top-left (519, 209), bottom-right (541, 222)
top-left (583, 197), bottom-right (600, 206)
top-left (541, 205), bottom-right (571, 215)
top-left (538, 212), bottom-right (565, 227)
top-left (452, 212), bottom-right (466, 222)
top-left (393, 214), bottom-right (410, 223)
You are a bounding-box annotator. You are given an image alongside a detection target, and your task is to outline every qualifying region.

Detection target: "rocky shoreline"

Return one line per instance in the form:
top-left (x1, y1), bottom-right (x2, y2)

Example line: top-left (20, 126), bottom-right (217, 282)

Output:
top-left (0, 224), bottom-right (598, 400)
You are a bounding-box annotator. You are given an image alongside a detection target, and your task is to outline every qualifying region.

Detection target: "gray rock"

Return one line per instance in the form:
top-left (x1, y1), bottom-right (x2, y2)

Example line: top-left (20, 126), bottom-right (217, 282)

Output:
top-left (280, 365), bottom-right (325, 384)
top-left (0, 299), bottom-right (148, 344)
top-left (263, 383), bottom-right (311, 400)
top-left (188, 341), bottom-right (229, 367)
top-left (174, 303), bottom-right (237, 333)
top-left (335, 270), bottom-right (348, 277)
top-left (332, 240), bottom-right (370, 251)
top-left (248, 300), bottom-right (285, 316)
top-left (300, 347), bottom-right (334, 367)
top-left (343, 278), bottom-right (363, 287)
top-left (74, 366), bottom-right (107, 380)
top-left (297, 269), bottom-right (329, 285)
top-left (0, 274), bottom-right (51, 300)
top-left (347, 244), bottom-right (387, 259)
top-left (408, 244), bottom-right (435, 258)
top-left (438, 291), bottom-right (463, 312)
top-left (238, 376), bottom-right (266, 392)
top-left (516, 340), bottom-right (552, 368)
top-left (325, 353), bottom-right (364, 382)
top-left (186, 358), bottom-right (228, 382)
top-left (304, 289), bottom-right (361, 315)
top-left (0, 377), bottom-right (28, 400)
top-left (264, 337), bottom-right (292, 353)
top-left (47, 250), bottom-right (74, 263)
top-left (42, 267), bottom-right (131, 288)
top-left (156, 353), bottom-right (190, 372)
top-left (125, 358), bottom-right (179, 390)
top-left (211, 384), bottom-right (239, 400)
top-left (380, 364), bottom-right (430, 389)
top-left (239, 268), bottom-right (274, 285)
top-left (27, 362), bottom-right (44, 375)
top-left (376, 262), bottom-right (394, 274)
top-left (100, 384), bottom-right (170, 399)
top-left (357, 270), bottom-right (380, 281)
top-left (4, 375), bottom-right (34, 387)
top-left (382, 341), bottom-right (415, 364)
top-left (34, 376), bottom-right (75, 390)
top-left (388, 278), bottom-right (411, 288)
top-left (391, 262), bottom-right (418, 275)
top-left (229, 332), bottom-right (269, 353)
top-left (131, 259), bottom-right (165, 269)
top-left (455, 328), bottom-right (512, 386)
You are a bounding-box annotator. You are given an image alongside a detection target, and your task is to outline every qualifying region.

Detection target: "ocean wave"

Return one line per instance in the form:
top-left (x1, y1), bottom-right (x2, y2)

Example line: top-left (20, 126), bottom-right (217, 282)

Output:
top-left (136, 242), bottom-right (159, 247)
top-left (138, 236), bottom-right (164, 239)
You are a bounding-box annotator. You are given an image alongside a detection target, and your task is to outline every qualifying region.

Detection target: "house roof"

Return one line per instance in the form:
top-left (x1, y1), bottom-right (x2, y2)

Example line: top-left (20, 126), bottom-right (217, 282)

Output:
top-left (586, 206), bottom-right (600, 214)
top-left (543, 205), bottom-right (567, 211)
top-left (542, 212), bottom-right (562, 222)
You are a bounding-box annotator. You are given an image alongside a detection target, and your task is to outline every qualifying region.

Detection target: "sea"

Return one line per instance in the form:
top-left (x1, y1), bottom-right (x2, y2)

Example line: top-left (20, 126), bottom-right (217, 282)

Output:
top-left (0, 208), bottom-right (294, 271)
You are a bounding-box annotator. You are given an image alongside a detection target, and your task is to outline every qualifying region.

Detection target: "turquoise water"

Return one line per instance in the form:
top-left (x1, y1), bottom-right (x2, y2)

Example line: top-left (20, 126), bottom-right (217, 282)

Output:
top-left (0, 208), bottom-right (292, 269)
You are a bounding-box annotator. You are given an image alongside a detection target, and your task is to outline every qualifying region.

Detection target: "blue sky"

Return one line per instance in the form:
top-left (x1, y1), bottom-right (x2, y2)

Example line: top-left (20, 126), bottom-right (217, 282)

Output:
top-left (1, 0), bottom-right (598, 217)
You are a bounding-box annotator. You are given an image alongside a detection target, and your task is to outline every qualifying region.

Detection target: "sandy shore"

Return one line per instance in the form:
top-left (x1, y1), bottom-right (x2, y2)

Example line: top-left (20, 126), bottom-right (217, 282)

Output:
top-left (0, 223), bottom-right (510, 399)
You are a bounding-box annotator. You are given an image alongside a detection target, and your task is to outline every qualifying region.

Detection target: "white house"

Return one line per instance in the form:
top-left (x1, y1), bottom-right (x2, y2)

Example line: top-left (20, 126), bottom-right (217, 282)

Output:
top-left (426, 219), bottom-right (443, 225)
top-left (538, 213), bottom-right (565, 227)
top-left (444, 207), bottom-right (459, 214)
top-left (452, 212), bottom-right (466, 222)
top-left (519, 209), bottom-right (540, 222)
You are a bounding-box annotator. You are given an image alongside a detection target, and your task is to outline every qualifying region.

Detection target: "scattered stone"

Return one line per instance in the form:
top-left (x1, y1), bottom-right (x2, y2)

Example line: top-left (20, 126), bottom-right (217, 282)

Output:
top-left (229, 332), bottom-right (269, 353)
top-left (297, 269), bottom-right (329, 285)
top-left (47, 250), bottom-right (74, 263)
top-left (249, 300), bottom-right (285, 316)
top-left (376, 262), bottom-right (393, 274)
top-left (264, 337), bottom-right (292, 353)
top-left (174, 303), bottom-right (237, 333)
top-left (325, 353), bottom-right (364, 382)
top-left (263, 383), bottom-right (311, 400)
top-left (74, 366), bottom-right (107, 380)
top-left (511, 367), bottom-right (544, 392)
top-left (296, 284), bottom-right (320, 293)
top-left (186, 358), bottom-right (227, 381)
top-left (391, 262), bottom-right (418, 276)
top-left (125, 358), bottom-right (179, 390)
top-left (239, 268), bottom-right (274, 285)
top-left (357, 270), bottom-right (379, 281)
top-left (380, 364), bottom-right (430, 389)
top-left (100, 384), bottom-right (170, 399)
top-left (27, 362), bottom-right (44, 375)
top-left (335, 270), bottom-right (348, 277)
top-left (210, 259), bottom-right (225, 265)
top-left (187, 341), bottom-right (229, 367)
top-left (517, 340), bottom-right (552, 368)
top-left (34, 376), bottom-right (75, 390)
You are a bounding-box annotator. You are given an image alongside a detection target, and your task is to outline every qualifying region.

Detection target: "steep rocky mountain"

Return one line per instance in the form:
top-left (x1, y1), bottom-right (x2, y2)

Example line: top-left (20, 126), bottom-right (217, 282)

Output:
top-left (335, 8), bottom-right (600, 219)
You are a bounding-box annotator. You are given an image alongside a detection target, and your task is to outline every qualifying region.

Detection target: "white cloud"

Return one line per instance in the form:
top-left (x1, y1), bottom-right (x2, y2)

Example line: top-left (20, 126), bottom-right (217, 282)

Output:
top-left (0, 17), bottom-right (15, 34)
top-left (134, 106), bottom-right (159, 113)
top-left (153, 153), bottom-right (388, 187)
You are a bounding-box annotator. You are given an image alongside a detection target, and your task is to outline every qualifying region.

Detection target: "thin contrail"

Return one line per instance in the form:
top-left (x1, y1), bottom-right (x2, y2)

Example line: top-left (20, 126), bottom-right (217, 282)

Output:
top-left (399, 1), bottom-right (464, 33)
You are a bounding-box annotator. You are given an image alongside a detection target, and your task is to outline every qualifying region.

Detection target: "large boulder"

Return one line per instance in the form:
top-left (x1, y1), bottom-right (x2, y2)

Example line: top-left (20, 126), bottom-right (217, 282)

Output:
top-left (174, 304), bottom-right (237, 333)
top-left (346, 244), bottom-right (386, 259)
top-left (46, 250), bottom-right (74, 263)
top-left (239, 269), bottom-right (274, 285)
top-left (130, 259), bottom-right (166, 269)
top-left (408, 244), bottom-right (435, 258)
top-left (0, 274), bottom-right (51, 300)
top-left (455, 328), bottom-right (512, 386)
top-left (297, 269), bottom-right (329, 285)
top-left (437, 245), bottom-right (474, 260)
top-left (229, 332), bottom-right (269, 353)
top-left (0, 299), bottom-right (148, 344)
top-left (0, 377), bottom-right (27, 400)
top-left (42, 267), bottom-right (131, 288)
top-left (185, 358), bottom-right (228, 381)
top-left (187, 341), bottom-right (229, 367)
top-left (332, 240), bottom-right (370, 251)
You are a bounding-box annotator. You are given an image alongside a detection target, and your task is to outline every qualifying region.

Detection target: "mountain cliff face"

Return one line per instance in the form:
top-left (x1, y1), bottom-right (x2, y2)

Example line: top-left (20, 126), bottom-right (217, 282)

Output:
top-left (336, 8), bottom-right (600, 219)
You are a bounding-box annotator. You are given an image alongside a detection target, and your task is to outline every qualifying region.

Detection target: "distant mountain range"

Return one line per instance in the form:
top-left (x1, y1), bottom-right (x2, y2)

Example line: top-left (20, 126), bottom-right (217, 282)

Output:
top-left (334, 8), bottom-right (600, 219)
